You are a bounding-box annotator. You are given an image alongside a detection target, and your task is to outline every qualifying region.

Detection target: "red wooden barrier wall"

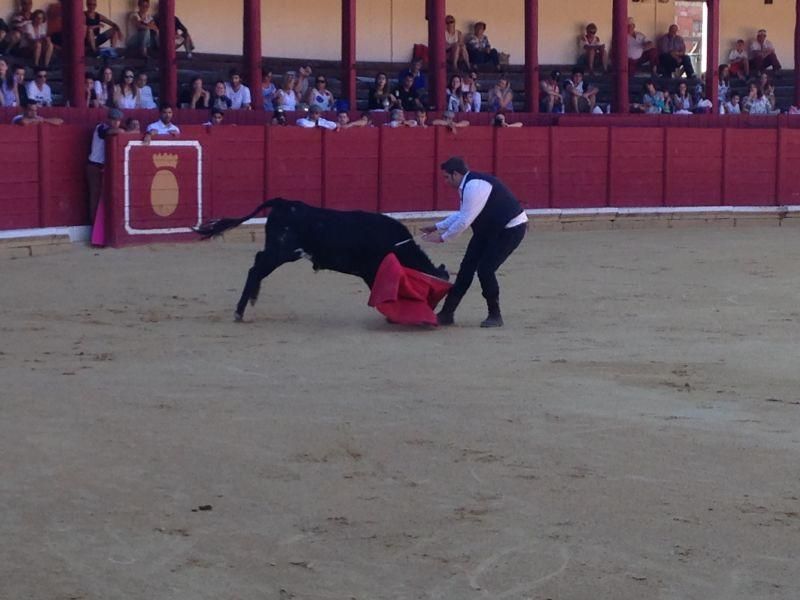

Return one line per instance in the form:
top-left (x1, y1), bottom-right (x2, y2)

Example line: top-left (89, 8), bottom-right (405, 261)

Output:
top-left (4, 117), bottom-right (800, 239)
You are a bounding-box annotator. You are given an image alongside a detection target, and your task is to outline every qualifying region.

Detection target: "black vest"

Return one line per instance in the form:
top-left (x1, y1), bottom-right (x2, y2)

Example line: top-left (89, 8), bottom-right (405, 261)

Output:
top-left (462, 171), bottom-right (523, 236)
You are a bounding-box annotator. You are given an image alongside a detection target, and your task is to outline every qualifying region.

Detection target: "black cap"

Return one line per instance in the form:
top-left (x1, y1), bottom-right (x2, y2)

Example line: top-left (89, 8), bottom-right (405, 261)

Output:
top-left (440, 156), bottom-right (469, 175)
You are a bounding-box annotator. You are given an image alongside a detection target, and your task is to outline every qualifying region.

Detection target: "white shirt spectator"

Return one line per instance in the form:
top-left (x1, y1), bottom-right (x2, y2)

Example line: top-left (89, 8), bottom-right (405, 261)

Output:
top-left (728, 48), bottom-right (747, 63)
top-left (23, 21), bottom-right (48, 42)
top-left (138, 85), bottom-right (157, 109)
top-left (26, 80), bottom-right (52, 106)
top-left (750, 38), bottom-right (775, 58)
top-left (627, 31), bottom-right (649, 61)
top-left (296, 116), bottom-right (337, 130)
top-left (225, 83), bottom-right (252, 109)
top-left (146, 120), bottom-right (181, 135)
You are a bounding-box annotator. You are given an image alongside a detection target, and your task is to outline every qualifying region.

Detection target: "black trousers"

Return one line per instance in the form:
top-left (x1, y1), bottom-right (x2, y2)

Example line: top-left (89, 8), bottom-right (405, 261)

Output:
top-left (658, 53), bottom-right (694, 77)
top-left (442, 223), bottom-right (526, 313)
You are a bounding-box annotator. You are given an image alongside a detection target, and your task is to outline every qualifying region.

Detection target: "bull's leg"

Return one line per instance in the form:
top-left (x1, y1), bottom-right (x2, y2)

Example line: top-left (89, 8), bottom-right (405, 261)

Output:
top-left (234, 249), bottom-right (288, 321)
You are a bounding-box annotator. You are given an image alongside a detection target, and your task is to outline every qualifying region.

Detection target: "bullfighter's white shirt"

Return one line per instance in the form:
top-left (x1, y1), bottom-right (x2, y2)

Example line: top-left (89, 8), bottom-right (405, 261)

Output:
top-left (435, 172), bottom-right (527, 241)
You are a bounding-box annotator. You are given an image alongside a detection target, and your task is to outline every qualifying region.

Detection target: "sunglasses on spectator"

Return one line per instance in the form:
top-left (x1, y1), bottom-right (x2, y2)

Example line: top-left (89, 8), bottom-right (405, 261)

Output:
top-left (125, 74), bottom-right (134, 79)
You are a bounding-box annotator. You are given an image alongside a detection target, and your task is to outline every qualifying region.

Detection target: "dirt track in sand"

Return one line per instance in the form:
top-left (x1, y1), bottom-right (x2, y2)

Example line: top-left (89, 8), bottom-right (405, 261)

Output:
top-left (1, 226), bottom-right (799, 600)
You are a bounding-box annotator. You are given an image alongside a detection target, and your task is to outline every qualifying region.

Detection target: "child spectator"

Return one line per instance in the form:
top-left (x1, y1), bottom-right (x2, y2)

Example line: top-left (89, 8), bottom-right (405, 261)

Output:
top-left (127, 0), bottom-right (158, 59)
top-left (305, 74), bottom-right (335, 111)
top-left (181, 76), bottom-right (210, 109)
top-left (727, 39), bottom-right (749, 80)
top-left (671, 81), bottom-right (693, 114)
top-left (539, 70), bottom-right (563, 113)
top-left (274, 71), bottom-right (298, 111)
top-left (124, 117), bottom-right (141, 132)
top-left (26, 68), bottom-right (52, 106)
top-left (641, 80), bottom-right (666, 114)
top-left (461, 71), bottom-right (481, 112)
top-left (84, 0), bottom-right (121, 57)
top-left (493, 112), bottom-right (523, 127)
top-left (467, 21), bottom-right (500, 70)
top-left (742, 82), bottom-right (771, 114)
top-left (271, 108), bottom-right (288, 126)
top-left (136, 72), bottom-right (157, 109)
top-left (718, 64), bottom-right (730, 104)
top-left (763, 82), bottom-right (779, 113)
top-left (204, 108), bottom-right (225, 127)
top-left (415, 109), bottom-right (428, 127)
top-left (225, 69), bottom-right (252, 110)
top-left (723, 93), bottom-right (741, 115)
top-left (261, 69), bottom-right (277, 111)
top-left (578, 23), bottom-right (608, 75)
top-left (368, 72), bottom-right (397, 111)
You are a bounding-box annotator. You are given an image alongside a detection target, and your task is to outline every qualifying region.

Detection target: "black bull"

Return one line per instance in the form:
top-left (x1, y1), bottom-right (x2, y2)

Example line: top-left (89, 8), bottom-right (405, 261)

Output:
top-left (195, 198), bottom-right (449, 321)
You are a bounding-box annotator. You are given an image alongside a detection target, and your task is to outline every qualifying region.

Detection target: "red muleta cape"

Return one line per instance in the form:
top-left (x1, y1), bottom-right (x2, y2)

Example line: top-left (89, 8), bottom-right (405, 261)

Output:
top-left (368, 253), bottom-right (452, 326)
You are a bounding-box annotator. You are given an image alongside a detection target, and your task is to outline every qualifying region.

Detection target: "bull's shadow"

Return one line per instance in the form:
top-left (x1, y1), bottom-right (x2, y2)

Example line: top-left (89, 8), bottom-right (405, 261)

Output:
top-left (195, 198), bottom-right (449, 322)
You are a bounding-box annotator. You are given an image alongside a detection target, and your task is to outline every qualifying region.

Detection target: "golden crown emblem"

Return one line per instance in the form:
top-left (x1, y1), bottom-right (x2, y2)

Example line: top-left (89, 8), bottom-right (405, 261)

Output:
top-left (153, 153), bottom-right (179, 169)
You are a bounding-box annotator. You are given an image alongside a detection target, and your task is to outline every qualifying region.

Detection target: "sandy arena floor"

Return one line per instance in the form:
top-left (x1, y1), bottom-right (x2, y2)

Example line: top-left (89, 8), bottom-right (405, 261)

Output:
top-left (1, 225), bottom-right (799, 600)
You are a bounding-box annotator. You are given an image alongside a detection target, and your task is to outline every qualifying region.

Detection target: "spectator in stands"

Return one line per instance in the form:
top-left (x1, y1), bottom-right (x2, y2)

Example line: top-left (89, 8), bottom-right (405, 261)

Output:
top-left (749, 29), bottom-right (781, 76)
top-left (296, 104), bottom-right (337, 129)
top-left (431, 109), bottom-right (469, 133)
top-left (210, 80), bottom-right (232, 112)
top-left (6, 0), bottom-right (33, 56)
top-left (136, 72), bottom-right (157, 109)
top-left (415, 109), bottom-right (428, 128)
top-left (275, 71), bottom-right (298, 111)
top-left (461, 71), bottom-right (481, 112)
top-left (271, 107), bottom-right (288, 126)
top-left (86, 107), bottom-right (123, 222)
top-left (203, 108), bottom-right (225, 127)
top-left (336, 111), bottom-right (369, 129)
top-left (627, 18), bottom-right (658, 76)
top-left (723, 93), bottom-right (741, 115)
top-left (657, 24), bottom-right (693, 79)
top-left (305, 74), bottom-right (335, 111)
top-left (398, 58), bottom-right (426, 92)
top-left (124, 117), bottom-right (140, 132)
top-left (396, 73), bottom-right (424, 112)
top-left (763, 82), bottom-right (778, 113)
top-left (21, 9), bottom-right (54, 68)
top-left (84, 72), bottom-right (100, 107)
top-left (174, 15), bottom-right (194, 58)
top-left (114, 68), bottom-right (140, 109)
top-left (181, 76), bottom-right (210, 109)
top-left (12, 98), bottom-right (62, 125)
top-left (493, 112), bottom-right (523, 128)
top-left (127, 0), bottom-right (158, 59)
top-left (26, 68), bottom-right (52, 106)
top-left (0, 59), bottom-right (15, 107)
top-left (445, 15), bottom-right (471, 72)
top-left (641, 80), bottom-right (667, 114)
top-left (261, 69), bottom-right (277, 111)
top-left (386, 108), bottom-right (417, 128)
top-left (564, 67), bottom-right (597, 113)
top-left (446, 74), bottom-right (464, 112)
top-left (144, 103), bottom-right (180, 141)
top-left (488, 75), bottom-right (514, 113)
top-left (84, 0), bottom-right (121, 57)
top-left (225, 68), bottom-right (252, 110)
top-left (7, 63), bottom-right (28, 107)
top-left (578, 23), bottom-right (608, 75)
top-left (0, 18), bottom-right (8, 54)
top-left (718, 64), bottom-right (730, 104)
top-left (539, 70), bottom-right (563, 113)
top-left (743, 82), bottom-right (772, 115)
top-left (294, 64), bottom-right (312, 98)
top-left (467, 21), bottom-right (500, 71)
top-left (368, 72), bottom-right (397, 111)
top-left (671, 81), bottom-right (693, 114)
top-left (728, 39), bottom-right (749, 80)
top-left (94, 66), bottom-right (115, 108)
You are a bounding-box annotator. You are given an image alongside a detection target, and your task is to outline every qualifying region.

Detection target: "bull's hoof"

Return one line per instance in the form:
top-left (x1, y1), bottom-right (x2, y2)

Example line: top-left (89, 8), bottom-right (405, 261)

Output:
top-left (436, 311), bottom-right (455, 326)
top-left (234, 311), bottom-right (244, 322)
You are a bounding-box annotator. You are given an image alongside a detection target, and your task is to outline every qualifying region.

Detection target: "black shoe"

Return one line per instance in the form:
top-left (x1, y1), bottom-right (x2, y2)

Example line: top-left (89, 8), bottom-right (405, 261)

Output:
top-left (437, 311), bottom-right (454, 326)
top-left (480, 315), bottom-right (504, 328)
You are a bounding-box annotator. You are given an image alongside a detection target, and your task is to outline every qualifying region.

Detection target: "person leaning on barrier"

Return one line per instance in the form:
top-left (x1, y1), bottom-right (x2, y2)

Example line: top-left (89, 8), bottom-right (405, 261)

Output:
top-left (143, 103), bottom-right (180, 143)
top-left (12, 98), bottom-right (63, 126)
top-left (421, 156), bottom-right (528, 328)
top-left (296, 104), bottom-right (338, 129)
top-left (86, 108), bottom-right (123, 223)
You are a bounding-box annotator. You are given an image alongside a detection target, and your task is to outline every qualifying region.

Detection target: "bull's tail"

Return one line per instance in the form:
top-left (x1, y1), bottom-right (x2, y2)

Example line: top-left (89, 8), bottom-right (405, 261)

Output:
top-left (194, 198), bottom-right (286, 239)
